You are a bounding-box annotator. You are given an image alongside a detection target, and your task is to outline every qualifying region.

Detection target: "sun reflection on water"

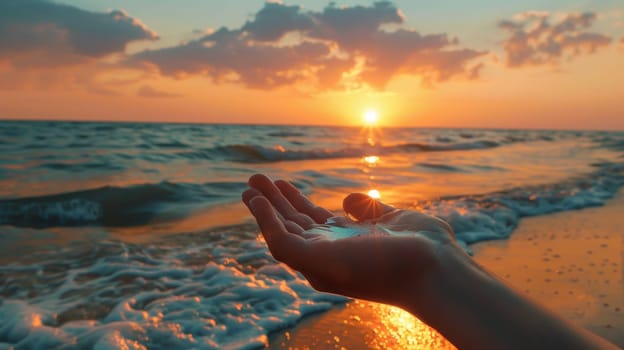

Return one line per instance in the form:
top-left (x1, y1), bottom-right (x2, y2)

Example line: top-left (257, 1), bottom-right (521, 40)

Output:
top-left (364, 155), bottom-right (379, 166)
top-left (368, 302), bottom-right (457, 350)
top-left (360, 117), bottom-right (387, 213)
top-left (31, 314), bottom-right (42, 327)
top-left (368, 189), bottom-right (381, 199)
top-left (268, 300), bottom-right (456, 349)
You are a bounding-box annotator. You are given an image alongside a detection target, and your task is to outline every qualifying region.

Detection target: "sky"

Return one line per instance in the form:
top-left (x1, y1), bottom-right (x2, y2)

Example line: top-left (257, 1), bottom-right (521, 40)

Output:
top-left (0, 0), bottom-right (623, 129)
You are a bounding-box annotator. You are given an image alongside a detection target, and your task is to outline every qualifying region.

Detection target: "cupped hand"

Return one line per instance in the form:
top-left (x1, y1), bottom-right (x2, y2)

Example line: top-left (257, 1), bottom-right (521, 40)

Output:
top-left (242, 174), bottom-right (458, 309)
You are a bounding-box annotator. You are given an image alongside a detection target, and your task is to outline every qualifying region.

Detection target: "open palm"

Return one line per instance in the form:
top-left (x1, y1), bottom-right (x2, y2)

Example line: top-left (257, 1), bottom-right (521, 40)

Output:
top-left (242, 174), bottom-right (457, 309)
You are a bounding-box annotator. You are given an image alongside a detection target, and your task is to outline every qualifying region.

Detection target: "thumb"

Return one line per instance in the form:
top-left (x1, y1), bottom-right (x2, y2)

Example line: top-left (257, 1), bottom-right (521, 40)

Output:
top-left (342, 193), bottom-right (395, 222)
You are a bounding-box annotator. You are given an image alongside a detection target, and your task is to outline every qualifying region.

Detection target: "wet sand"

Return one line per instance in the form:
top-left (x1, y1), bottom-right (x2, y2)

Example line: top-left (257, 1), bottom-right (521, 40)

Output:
top-left (268, 299), bottom-right (456, 349)
top-left (472, 189), bottom-right (624, 347)
top-left (269, 190), bottom-right (624, 349)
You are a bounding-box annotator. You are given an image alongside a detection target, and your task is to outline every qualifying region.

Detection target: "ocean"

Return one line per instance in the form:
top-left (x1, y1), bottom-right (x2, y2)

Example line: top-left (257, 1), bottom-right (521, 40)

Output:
top-left (0, 121), bottom-right (622, 349)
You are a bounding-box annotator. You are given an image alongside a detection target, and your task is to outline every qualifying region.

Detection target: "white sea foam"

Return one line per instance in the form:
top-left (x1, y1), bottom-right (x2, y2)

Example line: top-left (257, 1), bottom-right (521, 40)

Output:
top-left (0, 232), bottom-right (347, 349)
top-left (423, 162), bottom-right (624, 252)
top-left (301, 163), bottom-right (623, 256)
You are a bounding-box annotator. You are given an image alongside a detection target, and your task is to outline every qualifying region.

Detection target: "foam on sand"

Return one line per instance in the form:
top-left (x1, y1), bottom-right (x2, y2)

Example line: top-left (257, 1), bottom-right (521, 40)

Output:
top-left (0, 229), bottom-right (347, 349)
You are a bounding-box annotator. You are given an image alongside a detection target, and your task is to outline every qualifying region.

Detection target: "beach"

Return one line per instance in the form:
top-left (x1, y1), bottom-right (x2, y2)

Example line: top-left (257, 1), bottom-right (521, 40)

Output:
top-left (2, 0), bottom-right (623, 348)
top-left (473, 189), bottom-right (624, 347)
top-left (269, 189), bottom-right (624, 349)
top-left (0, 122), bottom-right (622, 348)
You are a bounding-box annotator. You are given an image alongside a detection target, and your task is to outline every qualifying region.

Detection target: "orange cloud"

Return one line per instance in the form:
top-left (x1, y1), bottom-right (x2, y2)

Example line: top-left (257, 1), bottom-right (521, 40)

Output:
top-left (499, 12), bottom-right (612, 67)
top-left (131, 1), bottom-right (486, 91)
top-left (0, 0), bottom-right (159, 94)
top-left (0, 0), bottom-right (157, 69)
top-left (137, 85), bottom-right (181, 98)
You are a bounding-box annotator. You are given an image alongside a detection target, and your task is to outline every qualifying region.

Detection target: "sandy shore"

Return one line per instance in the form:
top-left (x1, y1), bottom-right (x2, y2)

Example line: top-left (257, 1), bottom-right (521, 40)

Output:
top-left (472, 190), bottom-right (623, 347)
top-left (269, 190), bottom-right (624, 349)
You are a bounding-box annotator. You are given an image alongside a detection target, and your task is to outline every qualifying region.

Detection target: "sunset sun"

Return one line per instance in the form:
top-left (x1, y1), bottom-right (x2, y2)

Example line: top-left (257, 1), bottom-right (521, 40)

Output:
top-left (364, 109), bottom-right (378, 125)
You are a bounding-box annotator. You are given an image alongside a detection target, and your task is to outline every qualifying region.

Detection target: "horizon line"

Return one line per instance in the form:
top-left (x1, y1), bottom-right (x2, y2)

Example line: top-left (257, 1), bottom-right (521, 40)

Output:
top-left (0, 117), bottom-right (622, 133)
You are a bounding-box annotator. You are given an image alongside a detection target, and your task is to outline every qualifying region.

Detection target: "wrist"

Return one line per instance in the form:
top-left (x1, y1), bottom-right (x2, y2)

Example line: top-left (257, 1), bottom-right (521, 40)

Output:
top-left (400, 240), bottom-right (505, 348)
top-left (400, 240), bottom-right (477, 317)
top-left (400, 241), bottom-right (618, 350)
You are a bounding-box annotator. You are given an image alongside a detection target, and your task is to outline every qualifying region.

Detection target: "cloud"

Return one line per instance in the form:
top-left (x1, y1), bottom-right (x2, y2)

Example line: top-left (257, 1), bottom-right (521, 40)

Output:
top-left (0, 0), bottom-right (158, 69)
top-left (241, 2), bottom-right (314, 42)
top-left (499, 11), bottom-right (612, 67)
top-left (133, 28), bottom-right (332, 89)
top-left (131, 1), bottom-right (486, 91)
top-left (137, 85), bottom-right (181, 98)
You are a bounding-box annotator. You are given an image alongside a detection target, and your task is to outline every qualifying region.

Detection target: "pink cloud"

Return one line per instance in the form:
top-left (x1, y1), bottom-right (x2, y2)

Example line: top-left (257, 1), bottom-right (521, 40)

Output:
top-left (499, 12), bottom-right (612, 67)
top-left (131, 1), bottom-right (486, 91)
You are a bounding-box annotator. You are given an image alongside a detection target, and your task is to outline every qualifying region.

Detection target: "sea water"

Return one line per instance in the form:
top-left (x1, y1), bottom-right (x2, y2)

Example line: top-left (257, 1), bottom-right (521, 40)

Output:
top-left (0, 121), bottom-right (622, 348)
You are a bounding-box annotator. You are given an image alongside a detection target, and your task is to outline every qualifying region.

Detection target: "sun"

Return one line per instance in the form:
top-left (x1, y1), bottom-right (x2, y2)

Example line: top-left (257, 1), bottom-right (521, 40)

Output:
top-left (364, 109), bottom-right (378, 125)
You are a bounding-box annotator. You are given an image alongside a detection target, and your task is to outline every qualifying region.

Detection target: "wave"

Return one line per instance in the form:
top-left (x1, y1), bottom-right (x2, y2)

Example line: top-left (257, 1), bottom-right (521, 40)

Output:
top-left (178, 144), bottom-right (360, 163)
top-left (420, 161), bottom-right (624, 251)
top-left (0, 228), bottom-right (347, 349)
top-left (38, 161), bottom-right (125, 171)
top-left (178, 140), bottom-right (502, 163)
top-left (266, 131), bottom-right (306, 137)
top-left (415, 162), bottom-right (508, 173)
top-left (593, 134), bottom-right (624, 152)
top-left (416, 162), bottom-right (462, 172)
top-left (152, 141), bottom-right (190, 148)
top-left (0, 181), bottom-right (247, 228)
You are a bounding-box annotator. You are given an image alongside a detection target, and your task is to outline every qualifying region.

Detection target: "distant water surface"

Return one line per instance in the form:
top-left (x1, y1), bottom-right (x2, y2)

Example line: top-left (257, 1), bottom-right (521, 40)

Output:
top-left (0, 121), bottom-right (622, 348)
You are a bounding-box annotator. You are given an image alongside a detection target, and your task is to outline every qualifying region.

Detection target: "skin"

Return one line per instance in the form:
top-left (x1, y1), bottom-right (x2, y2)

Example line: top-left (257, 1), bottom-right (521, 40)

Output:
top-left (242, 174), bottom-right (618, 350)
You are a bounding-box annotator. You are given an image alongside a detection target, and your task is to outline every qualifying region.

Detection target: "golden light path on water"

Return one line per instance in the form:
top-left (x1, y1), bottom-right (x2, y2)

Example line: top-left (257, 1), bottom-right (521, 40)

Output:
top-left (367, 302), bottom-right (457, 350)
top-left (363, 155), bottom-right (379, 166)
top-left (271, 134), bottom-right (457, 348)
top-left (270, 300), bottom-right (456, 349)
top-left (357, 119), bottom-right (454, 348)
top-left (272, 115), bottom-right (457, 348)
top-left (362, 113), bottom-right (382, 199)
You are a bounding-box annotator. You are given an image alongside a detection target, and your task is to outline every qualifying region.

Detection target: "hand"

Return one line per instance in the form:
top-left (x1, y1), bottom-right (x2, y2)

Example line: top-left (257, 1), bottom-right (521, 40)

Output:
top-left (242, 174), bottom-right (619, 350)
top-left (241, 174), bottom-right (458, 310)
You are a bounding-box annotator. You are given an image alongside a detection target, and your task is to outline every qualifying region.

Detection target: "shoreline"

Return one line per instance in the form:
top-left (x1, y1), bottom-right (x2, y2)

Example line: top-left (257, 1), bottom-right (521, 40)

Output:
top-left (269, 189), bottom-right (624, 349)
top-left (471, 189), bottom-right (623, 347)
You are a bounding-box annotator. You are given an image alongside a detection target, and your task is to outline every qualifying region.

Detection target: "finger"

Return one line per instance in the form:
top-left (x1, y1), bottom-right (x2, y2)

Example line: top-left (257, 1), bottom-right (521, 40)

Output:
top-left (246, 177), bottom-right (334, 242)
top-left (285, 223), bottom-right (326, 240)
top-left (275, 180), bottom-right (333, 224)
top-left (242, 188), bottom-right (262, 206)
top-left (342, 193), bottom-right (395, 222)
top-left (243, 190), bottom-right (286, 222)
top-left (248, 174), bottom-right (316, 229)
top-left (248, 196), bottom-right (310, 270)
top-left (301, 232), bottom-right (326, 240)
top-left (283, 220), bottom-right (304, 235)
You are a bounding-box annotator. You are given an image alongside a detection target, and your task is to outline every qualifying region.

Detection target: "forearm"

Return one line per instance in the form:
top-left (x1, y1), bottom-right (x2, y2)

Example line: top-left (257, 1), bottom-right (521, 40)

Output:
top-left (403, 244), bottom-right (618, 350)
